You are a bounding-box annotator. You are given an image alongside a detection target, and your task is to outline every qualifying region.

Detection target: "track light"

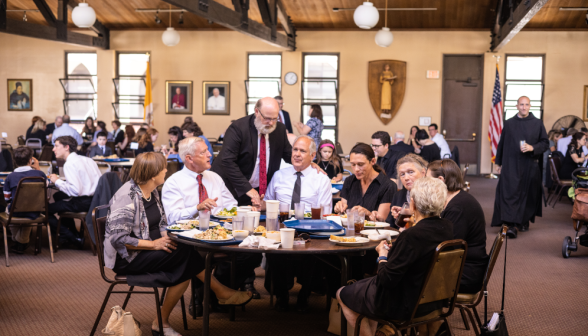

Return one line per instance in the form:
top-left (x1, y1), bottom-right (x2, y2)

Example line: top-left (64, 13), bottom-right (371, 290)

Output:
top-left (23, 11), bottom-right (27, 22)
top-left (179, 11), bottom-right (184, 24)
top-left (155, 11), bottom-right (162, 24)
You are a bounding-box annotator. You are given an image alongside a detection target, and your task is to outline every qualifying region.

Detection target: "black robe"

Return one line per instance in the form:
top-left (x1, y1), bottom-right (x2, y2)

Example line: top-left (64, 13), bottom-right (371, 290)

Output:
top-left (491, 113), bottom-right (548, 226)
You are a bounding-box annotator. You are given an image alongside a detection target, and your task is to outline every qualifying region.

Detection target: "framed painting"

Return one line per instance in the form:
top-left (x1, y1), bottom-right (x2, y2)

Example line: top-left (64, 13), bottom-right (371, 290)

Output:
top-left (7, 79), bottom-right (32, 111)
top-left (166, 80), bottom-right (193, 114)
top-left (203, 81), bottom-right (230, 115)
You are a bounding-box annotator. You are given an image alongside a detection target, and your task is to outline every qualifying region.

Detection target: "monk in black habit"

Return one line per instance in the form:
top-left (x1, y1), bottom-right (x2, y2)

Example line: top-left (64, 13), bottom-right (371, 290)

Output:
top-left (491, 96), bottom-right (549, 238)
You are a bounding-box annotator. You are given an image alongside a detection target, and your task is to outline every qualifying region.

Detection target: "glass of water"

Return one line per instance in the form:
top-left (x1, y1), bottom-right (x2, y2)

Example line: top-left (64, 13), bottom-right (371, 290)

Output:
top-left (199, 210), bottom-right (210, 231)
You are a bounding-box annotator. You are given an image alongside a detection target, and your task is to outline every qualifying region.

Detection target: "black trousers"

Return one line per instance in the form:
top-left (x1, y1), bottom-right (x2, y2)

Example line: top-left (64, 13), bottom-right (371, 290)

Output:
top-left (48, 191), bottom-right (92, 242)
top-left (264, 255), bottom-right (315, 300)
top-left (214, 253), bottom-right (263, 289)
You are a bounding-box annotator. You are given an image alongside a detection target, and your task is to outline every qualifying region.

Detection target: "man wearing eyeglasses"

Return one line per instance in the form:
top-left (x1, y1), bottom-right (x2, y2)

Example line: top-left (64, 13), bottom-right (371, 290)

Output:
top-left (371, 131), bottom-right (405, 183)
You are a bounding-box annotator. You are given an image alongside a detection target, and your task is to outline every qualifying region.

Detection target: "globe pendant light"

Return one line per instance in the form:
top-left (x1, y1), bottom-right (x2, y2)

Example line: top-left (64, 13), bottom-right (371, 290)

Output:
top-left (162, 7), bottom-right (180, 47)
top-left (72, 2), bottom-right (96, 28)
top-left (375, 0), bottom-right (393, 47)
top-left (353, 2), bottom-right (379, 29)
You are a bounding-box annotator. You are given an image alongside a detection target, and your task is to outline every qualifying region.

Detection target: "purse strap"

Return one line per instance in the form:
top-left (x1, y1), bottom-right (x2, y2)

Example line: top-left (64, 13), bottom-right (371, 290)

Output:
top-left (484, 231), bottom-right (508, 325)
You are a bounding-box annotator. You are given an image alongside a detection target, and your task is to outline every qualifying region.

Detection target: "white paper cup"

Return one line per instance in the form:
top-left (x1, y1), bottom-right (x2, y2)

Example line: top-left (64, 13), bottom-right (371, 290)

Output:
top-left (247, 211), bottom-right (261, 227)
top-left (233, 230), bottom-right (249, 240)
top-left (266, 211), bottom-right (279, 219)
top-left (237, 209), bottom-right (251, 220)
top-left (238, 206), bottom-right (253, 212)
top-left (280, 228), bottom-right (295, 249)
top-left (266, 200), bottom-right (280, 213)
top-left (266, 230), bottom-right (281, 242)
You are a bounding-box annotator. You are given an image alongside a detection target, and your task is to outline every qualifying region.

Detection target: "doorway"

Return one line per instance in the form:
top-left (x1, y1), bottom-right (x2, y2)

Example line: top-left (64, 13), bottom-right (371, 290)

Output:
top-left (441, 55), bottom-right (484, 175)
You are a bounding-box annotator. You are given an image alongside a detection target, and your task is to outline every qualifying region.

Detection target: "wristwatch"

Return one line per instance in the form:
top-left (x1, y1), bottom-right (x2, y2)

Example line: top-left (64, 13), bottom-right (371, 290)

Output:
top-left (377, 256), bottom-right (388, 263)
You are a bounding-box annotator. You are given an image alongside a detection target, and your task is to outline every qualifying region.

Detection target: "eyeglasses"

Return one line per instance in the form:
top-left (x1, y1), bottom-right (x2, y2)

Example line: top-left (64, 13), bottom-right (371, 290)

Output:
top-left (257, 109), bottom-right (278, 123)
top-left (371, 144), bottom-right (383, 149)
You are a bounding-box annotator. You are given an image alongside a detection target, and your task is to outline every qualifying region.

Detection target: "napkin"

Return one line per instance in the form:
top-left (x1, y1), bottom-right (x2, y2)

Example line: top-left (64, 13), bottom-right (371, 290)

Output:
top-left (326, 216), bottom-right (343, 226)
top-left (367, 232), bottom-right (391, 241)
top-left (239, 236), bottom-right (280, 250)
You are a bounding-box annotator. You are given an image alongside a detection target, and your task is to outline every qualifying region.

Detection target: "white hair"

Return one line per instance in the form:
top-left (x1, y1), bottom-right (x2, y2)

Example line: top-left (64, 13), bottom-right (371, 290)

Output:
top-left (294, 135), bottom-right (316, 155)
top-left (411, 177), bottom-right (447, 217)
top-left (394, 131), bottom-right (405, 140)
top-left (178, 136), bottom-right (204, 162)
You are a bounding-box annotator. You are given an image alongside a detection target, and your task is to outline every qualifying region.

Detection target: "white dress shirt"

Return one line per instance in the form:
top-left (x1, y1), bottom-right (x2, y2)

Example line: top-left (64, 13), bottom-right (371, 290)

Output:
top-left (207, 95), bottom-right (226, 110)
top-left (558, 135), bottom-right (572, 155)
top-left (51, 123), bottom-right (84, 145)
top-left (432, 133), bottom-right (451, 159)
top-left (264, 165), bottom-right (332, 212)
top-left (249, 132), bottom-right (270, 189)
top-left (55, 152), bottom-right (101, 197)
top-left (162, 167), bottom-right (238, 224)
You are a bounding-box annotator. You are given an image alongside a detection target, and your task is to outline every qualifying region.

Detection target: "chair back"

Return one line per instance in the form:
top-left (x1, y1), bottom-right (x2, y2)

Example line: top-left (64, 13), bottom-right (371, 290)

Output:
top-left (92, 204), bottom-right (112, 282)
top-left (26, 138), bottom-right (42, 149)
top-left (38, 161), bottom-right (53, 175)
top-left (549, 157), bottom-right (563, 184)
top-left (336, 142), bottom-right (345, 157)
top-left (10, 177), bottom-right (48, 214)
top-left (106, 142), bottom-right (116, 155)
top-left (165, 158), bottom-right (180, 180)
top-left (2, 144), bottom-right (15, 170)
top-left (116, 146), bottom-right (123, 158)
top-left (342, 169), bottom-right (352, 181)
top-left (96, 162), bottom-right (112, 175)
top-left (408, 239), bottom-right (467, 321)
top-left (39, 145), bottom-right (54, 161)
top-left (481, 226), bottom-right (507, 292)
top-left (17, 136), bottom-right (26, 146)
top-left (462, 163), bottom-right (469, 177)
top-left (123, 149), bottom-right (136, 158)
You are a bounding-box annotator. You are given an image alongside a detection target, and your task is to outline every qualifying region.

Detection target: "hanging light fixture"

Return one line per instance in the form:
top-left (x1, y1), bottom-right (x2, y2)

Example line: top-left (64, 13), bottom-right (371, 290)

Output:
top-left (353, 1), bottom-right (379, 29)
top-left (22, 11), bottom-right (27, 22)
top-left (154, 11), bottom-right (162, 24)
top-left (178, 11), bottom-right (184, 24)
top-left (161, 6), bottom-right (180, 46)
top-left (72, 1), bottom-right (96, 28)
top-left (375, 0), bottom-right (393, 47)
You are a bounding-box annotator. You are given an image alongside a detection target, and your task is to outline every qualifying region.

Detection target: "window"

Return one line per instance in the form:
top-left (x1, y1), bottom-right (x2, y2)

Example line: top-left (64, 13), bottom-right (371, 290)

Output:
top-left (61, 52), bottom-right (97, 121)
top-left (302, 53), bottom-right (339, 143)
top-left (113, 52), bottom-right (149, 121)
top-left (246, 54), bottom-right (281, 115)
top-left (504, 55), bottom-right (545, 120)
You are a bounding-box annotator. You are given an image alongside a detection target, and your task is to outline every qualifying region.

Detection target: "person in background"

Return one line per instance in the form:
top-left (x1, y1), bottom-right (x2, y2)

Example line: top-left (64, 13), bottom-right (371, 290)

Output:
top-left (25, 116), bottom-right (41, 139)
top-left (45, 116), bottom-right (63, 142)
top-left (372, 131), bottom-right (405, 181)
top-left (136, 128), bottom-right (159, 155)
top-left (51, 115), bottom-right (83, 145)
top-left (88, 132), bottom-right (112, 158)
top-left (387, 153), bottom-right (428, 229)
top-left (427, 159), bottom-right (489, 295)
top-left (414, 129), bottom-right (441, 163)
top-left (548, 130), bottom-right (562, 153)
top-left (112, 120), bottom-right (125, 146)
top-left (390, 131), bottom-right (414, 154)
top-left (141, 122), bottom-right (150, 129)
top-left (334, 143), bottom-right (396, 222)
top-left (164, 126), bottom-right (184, 164)
top-left (27, 118), bottom-right (47, 146)
top-left (559, 132), bottom-right (587, 180)
top-left (294, 104), bottom-right (324, 148)
top-left (274, 95), bottom-right (293, 133)
top-left (428, 123), bottom-right (451, 159)
top-left (48, 136), bottom-right (101, 249)
top-left (3, 147), bottom-right (46, 254)
top-left (92, 121), bottom-right (113, 143)
top-left (557, 128), bottom-right (577, 156)
top-left (182, 122), bottom-right (214, 165)
top-left (133, 128), bottom-right (147, 143)
top-left (407, 125), bottom-right (420, 148)
top-left (120, 125), bottom-right (136, 151)
top-left (107, 152), bottom-right (252, 335)
top-left (315, 139), bottom-right (343, 181)
top-left (180, 116), bottom-right (193, 131)
top-left (81, 117), bottom-right (96, 141)
top-left (544, 130), bottom-right (563, 185)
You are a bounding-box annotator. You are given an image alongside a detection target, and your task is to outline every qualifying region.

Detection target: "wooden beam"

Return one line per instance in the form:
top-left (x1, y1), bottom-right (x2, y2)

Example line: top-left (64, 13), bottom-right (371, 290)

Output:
top-left (32, 0), bottom-right (56, 26)
top-left (276, 0), bottom-right (294, 37)
top-left (257, 0), bottom-right (277, 40)
top-left (0, 0), bottom-right (6, 31)
top-left (56, 0), bottom-right (68, 41)
top-left (490, 0), bottom-right (548, 51)
top-left (163, 0), bottom-right (295, 50)
top-left (1, 18), bottom-right (108, 49)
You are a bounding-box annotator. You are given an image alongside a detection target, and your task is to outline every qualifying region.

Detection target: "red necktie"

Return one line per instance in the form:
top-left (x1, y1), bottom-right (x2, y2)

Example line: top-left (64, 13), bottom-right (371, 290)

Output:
top-left (197, 174), bottom-right (209, 203)
top-left (278, 113), bottom-right (283, 123)
top-left (259, 135), bottom-right (267, 195)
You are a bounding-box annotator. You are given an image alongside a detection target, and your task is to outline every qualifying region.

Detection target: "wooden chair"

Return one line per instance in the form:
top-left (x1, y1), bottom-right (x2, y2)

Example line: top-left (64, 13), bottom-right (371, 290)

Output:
top-left (548, 157), bottom-right (572, 208)
top-left (456, 226), bottom-right (508, 336)
top-left (90, 205), bottom-right (187, 336)
top-left (38, 145), bottom-right (54, 162)
top-left (165, 158), bottom-right (180, 180)
top-left (17, 135), bottom-right (26, 146)
top-left (96, 162), bottom-right (112, 175)
top-left (56, 211), bottom-right (96, 255)
top-left (106, 141), bottom-right (116, 155)
top-left (37, 161), bottom-right (53, 175)
top-left (0, 176), bottom-right (54, 267)
top-left (353, 239), bottom-right (467, 336)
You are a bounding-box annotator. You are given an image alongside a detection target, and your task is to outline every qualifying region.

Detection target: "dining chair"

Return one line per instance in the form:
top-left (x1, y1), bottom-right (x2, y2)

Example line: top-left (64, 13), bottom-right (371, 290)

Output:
top-left (56, 211), bottom-right (96, 255)
top-left (96, 162), bottom-right (112, 175)
top-left (548, 157), bottom-right (572, 208)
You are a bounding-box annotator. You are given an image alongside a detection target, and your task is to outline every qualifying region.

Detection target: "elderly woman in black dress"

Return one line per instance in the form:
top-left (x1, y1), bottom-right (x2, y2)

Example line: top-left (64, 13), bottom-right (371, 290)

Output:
top-left (427, 159), bottom-right (489, 295)
top-left (387, 153), bottom-right (428, 229)
top-left (104, 152), bottom-right (251, 336)
top-left (334, 143), bottom-right (396, 222)
top-left (337, 177), bottom-right (453, 336)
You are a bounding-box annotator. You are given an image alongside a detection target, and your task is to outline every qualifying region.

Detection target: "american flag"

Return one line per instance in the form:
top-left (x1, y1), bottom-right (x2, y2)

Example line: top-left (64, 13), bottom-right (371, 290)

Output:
top-left (489, 65), bottom-right (503, 163)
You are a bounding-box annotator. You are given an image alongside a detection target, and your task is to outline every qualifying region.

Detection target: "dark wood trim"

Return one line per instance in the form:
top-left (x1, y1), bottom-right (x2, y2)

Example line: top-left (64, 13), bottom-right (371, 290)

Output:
top-left (490, 0), bottom-right (548, 51)
top-left (2, 18), bottom-right (107, 48)
top-left (32, 0), bottom-right (57, 26)
top-left (56, 0), bottom-right (68, 41)
top-left (0, 0), bottom-right (6, 31)
top-left (163, 0), bottom-right (295, 50)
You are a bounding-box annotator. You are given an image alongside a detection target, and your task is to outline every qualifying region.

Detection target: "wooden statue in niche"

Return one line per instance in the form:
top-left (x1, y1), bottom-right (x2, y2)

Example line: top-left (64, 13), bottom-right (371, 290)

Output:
top-left (368, 60), bottom-right (406, 125)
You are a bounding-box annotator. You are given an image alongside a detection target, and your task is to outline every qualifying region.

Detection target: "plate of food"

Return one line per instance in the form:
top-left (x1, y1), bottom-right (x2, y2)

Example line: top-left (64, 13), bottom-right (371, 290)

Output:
top-left (167, 220), bottom-right (199, 231)
top-left (193, 226), bottom-right (234, 241)
top-left (329, 235), bottom-right (370, 246)
top-left (359, 229), bottom-right (399, 237)
top-left (214, 207), bottom-right (237, 219)
top-left (363, 221), bottom-right (391, 229)
top-left (254, 226), bottom-right (266, 236)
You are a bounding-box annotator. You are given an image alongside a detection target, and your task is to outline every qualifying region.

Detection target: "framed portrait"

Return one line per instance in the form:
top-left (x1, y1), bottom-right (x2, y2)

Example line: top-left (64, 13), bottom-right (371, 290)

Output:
top-left (203, 81), bottom-right (230, 115)
top-left (166, 80), bottom-right (193, 114)
top-left (584, 86), bottom-right (588, 121)
top-left (7, 79), bottom-right (33, 111)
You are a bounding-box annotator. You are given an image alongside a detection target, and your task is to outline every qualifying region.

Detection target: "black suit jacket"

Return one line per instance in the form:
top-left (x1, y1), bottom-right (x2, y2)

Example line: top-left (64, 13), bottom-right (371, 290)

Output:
top-left (281, 110), bottom-right (293, 133)
top-left (211, 114), bottom-right (292, 199)
top-left (389, 141), bottom-right (414, 154)
top-left (88, 145), bottom-right (112, 158)
top-left (113, 129), bottom-right (125, 145)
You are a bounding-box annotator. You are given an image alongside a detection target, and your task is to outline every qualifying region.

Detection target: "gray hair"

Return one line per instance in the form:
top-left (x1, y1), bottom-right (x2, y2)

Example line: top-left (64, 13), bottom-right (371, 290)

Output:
top-left (293, 135), bottom-right (316, 155)
top-left (411, 177), bottom-right (447, 217)
top-left (178, 136), bottom-right (204, 162)
top-left (55, 116), bottom-right (63, 122)
top-left (394, 131), bottom-right (405, 140)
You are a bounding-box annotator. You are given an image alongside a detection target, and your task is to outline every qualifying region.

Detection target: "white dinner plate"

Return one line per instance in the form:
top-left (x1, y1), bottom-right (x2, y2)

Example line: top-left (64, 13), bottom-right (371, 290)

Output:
top-left (329, 237), bottom-right (369, 246)
top-left (195, 235), bottom-right (234, 242)
top-left (363, 222), bottom-right (391, 229)
top-left (311, 230), bottom-right (345, 236)
top-left (359, 229), bottom-right (399, 237)
top-left (213, 215), bottom-right (234, 219)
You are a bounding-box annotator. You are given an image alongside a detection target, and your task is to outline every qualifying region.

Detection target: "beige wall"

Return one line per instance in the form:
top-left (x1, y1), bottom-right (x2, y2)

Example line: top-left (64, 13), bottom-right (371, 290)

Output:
top-left (1, 30), bottom-right (587, 173)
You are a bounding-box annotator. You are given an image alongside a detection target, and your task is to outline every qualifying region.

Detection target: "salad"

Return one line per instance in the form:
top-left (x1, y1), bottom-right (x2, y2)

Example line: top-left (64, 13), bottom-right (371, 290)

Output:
top-left (304, 212), bottom-right (312, 218)
top-left (194, 226), bottom-right (230, 240)
top-left (217, 207), bottom-right (237, 217)
top-left (168, 220), bottom-right (199, 230)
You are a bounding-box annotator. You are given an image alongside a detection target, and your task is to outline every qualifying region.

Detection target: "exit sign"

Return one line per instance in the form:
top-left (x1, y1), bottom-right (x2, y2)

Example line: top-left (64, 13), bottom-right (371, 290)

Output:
top-left (426, 70), bottom-right (439, 79)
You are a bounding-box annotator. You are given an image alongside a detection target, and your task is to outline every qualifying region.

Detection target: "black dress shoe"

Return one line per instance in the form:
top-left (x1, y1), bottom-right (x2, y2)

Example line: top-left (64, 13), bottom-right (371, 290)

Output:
top-left (188, 302), bottom-right (203, 318)
top-left (243, 283), bottom-right (260, 299)
top-left (506, 227), bottom-right (518, 239)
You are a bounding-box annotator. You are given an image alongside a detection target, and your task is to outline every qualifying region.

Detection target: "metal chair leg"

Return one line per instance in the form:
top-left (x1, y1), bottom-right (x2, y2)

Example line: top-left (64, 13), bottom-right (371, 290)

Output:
top-left (3, 226), bottom-right (9, 267)
top-left (473, 306), bottom-right (482, 327)
top-left (46, 224), bottom-right (54, 263)
top-left (552, 185), bottom-right (566, 208)
top-left (122, 286), bottom-right (134, 309)
top-left (154, 287), bottom-right (164, 335)
top-left (160, 287), bottom-right (167, 306)
top-left (464, 308), bottom-right (480, 336)
top-left (180, 295), bottom-right (188, 330)
top-left (459, 307), bottom-right (470, 330)
top-left (55, 217), bottom-right (61, 252)
top-left (80, 218), bottom-right (96, 256)
top-left (34, 224), bottom-right (42, 255)
top-left (90, 282), bottom-right (117, 336)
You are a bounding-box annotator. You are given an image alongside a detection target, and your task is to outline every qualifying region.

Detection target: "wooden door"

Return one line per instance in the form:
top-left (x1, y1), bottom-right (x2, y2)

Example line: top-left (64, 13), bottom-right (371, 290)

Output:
top-left (441, 55), bottom-right (484, 175)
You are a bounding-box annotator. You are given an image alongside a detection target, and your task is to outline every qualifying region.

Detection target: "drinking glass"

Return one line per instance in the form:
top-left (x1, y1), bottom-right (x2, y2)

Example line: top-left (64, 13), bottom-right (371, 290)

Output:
top-left (279, 202), bottom-right (290, 223)
top-left (346, 209), bottom-right (355, 236)
top-left (266, 217), bottom-right (279, 232)
top-left (294, 203), bottom-right (305, 220)
top-left (232, 216), bottom-right (244, 231)
top-left (311, 202), bottom-right (322, 220)
top-left (199, 210), bottom-right (211, 231)
top-left (520, 140), bottom-right (526, 151)
top-left (354, 212), bottom-right (365, 233)
top-left (243, 215), bottom-right (255, 235)
top-left (395, 202), bottom-right (413, 229)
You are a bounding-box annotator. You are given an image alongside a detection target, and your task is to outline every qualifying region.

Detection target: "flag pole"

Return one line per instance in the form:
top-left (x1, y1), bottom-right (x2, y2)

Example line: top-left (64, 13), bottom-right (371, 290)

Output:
top-left (485, 55), bottom-right (500, 179)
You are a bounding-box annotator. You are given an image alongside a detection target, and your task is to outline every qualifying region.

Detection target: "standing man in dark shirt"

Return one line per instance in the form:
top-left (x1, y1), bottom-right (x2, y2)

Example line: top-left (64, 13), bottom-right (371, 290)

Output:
top-left (371, 131), bottom-right (405, 181)
top-left (274, 96), bottom-right (293, 133)
top-left (491, 96), bottom-right (549, 238)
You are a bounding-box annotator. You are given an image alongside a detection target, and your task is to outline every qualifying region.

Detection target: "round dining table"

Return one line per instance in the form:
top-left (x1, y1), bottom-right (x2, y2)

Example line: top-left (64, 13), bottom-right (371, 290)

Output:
top-left (170, 233), bottom-right (385, 336)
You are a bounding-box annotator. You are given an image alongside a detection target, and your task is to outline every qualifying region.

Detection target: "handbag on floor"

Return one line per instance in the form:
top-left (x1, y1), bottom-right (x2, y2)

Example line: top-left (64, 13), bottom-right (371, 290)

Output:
top-left (327, 298), bottom-right (354, 336)
top-left (102, 305), bottom-right (142, 336)
top-left (481, 234), bottom-right (509, 336)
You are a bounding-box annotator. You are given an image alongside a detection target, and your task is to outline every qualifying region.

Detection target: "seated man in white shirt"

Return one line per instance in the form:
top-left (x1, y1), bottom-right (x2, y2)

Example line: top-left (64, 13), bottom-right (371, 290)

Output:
top-left (263, 135), bottom-right (332, 312)
top-left (557, 128), bottom-right (576, 156)
top-left (48, 136), bottom-right (101, 249)
top-left (428, 123), bottom-right (451, 159)
top-left (162, 136), bottom-right (262, 311)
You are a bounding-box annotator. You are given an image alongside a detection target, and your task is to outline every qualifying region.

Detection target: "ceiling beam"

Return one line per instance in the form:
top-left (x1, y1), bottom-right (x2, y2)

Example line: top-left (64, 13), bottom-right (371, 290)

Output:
top-left (276, 0), bottom-right (294, 38)
top-left (32, 0), bottom-right (56, 26)
top-left (0, 0), bottom-right (6, 31)
top-left (490, 0), bottom-right (548, 51)
top-left (56, 0), bottom-right (68, 41)
top-left (163, 0), bottom-right (295, 50)
top-left (1, 18), bottom-right (107, 48)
